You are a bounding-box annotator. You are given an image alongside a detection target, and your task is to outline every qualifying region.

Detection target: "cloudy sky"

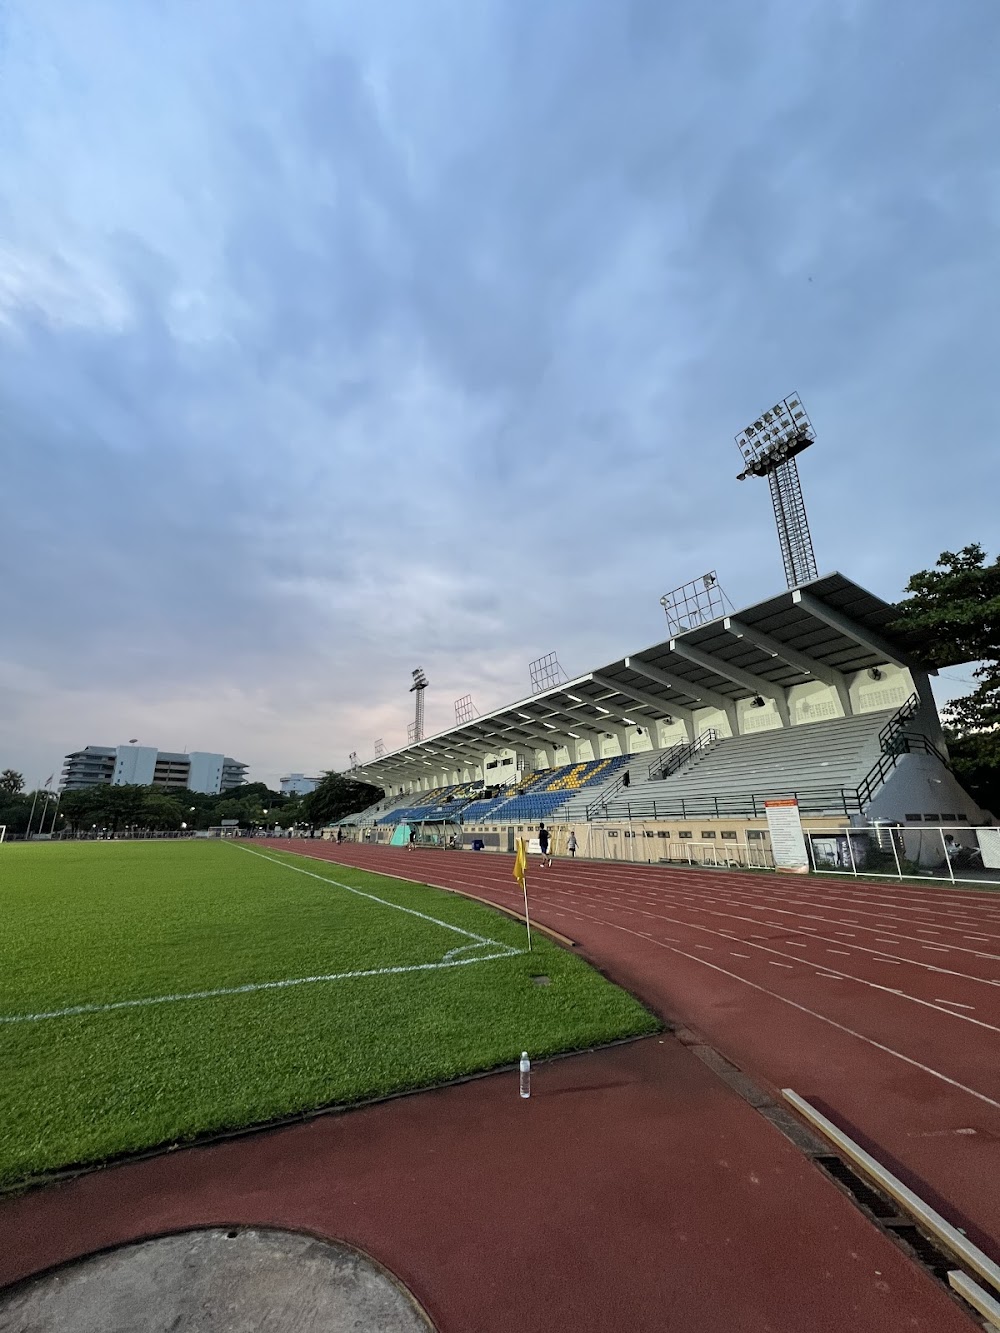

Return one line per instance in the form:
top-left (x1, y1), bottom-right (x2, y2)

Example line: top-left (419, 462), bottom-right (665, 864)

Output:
top-left (1, 0), bottom-right (997, 788)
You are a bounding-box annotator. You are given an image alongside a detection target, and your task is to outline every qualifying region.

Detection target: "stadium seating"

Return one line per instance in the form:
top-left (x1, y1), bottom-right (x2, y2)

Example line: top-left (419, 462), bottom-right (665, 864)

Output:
top-left (464, 756), bottom-right (630, 825)
top-left (593, 713), bottom-right (892, 819)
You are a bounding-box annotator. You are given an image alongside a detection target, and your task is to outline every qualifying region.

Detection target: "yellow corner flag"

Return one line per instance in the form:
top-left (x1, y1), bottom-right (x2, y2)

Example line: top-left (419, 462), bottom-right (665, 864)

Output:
top-left (513, 836), bottom-right (528, 889)
top-left (513, 837), bottom-right (532, 951)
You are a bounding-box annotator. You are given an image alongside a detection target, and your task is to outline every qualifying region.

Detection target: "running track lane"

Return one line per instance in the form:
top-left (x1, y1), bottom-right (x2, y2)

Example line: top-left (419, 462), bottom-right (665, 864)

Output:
top-left (292, 841), bottom-right (1000, 1265)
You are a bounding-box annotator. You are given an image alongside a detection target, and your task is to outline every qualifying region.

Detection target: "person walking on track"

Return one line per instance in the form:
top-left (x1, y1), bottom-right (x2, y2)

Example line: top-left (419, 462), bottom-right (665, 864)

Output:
top-left (567, 830), bottom-right (577, 858)
top-left (537, 822), bottom-right (552, 868)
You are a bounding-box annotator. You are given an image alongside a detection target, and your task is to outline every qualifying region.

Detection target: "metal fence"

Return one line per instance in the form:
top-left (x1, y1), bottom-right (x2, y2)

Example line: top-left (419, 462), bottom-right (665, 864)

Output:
top-left (801, 824), bottom-right (1000, 889)
top-left (575, 821), bottom-right (1000, 888)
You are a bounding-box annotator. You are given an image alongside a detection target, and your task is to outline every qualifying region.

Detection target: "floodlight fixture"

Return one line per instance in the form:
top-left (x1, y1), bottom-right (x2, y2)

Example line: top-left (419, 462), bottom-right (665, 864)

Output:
top-left (735, 392), bottom-right (818, 590)
top-left (454, 694), bottom-right (479, 725)
top-left (529, 651), bottom-right (569, 695)
top-left (660, 571), bottom-right (727, 635)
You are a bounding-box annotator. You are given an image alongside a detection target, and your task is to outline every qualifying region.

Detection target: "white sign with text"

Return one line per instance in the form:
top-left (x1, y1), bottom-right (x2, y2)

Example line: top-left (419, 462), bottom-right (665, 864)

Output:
top-left (764, 798), bottom-right (809, 872)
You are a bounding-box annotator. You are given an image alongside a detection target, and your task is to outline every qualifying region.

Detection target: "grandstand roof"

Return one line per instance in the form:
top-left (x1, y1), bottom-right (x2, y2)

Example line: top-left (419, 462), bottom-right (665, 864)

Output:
top-left (355, 572), bottom-right (933, 783)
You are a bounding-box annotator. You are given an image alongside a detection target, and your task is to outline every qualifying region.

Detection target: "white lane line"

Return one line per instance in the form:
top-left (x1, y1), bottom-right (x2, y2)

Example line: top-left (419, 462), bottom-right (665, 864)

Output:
top-left (923, 946), bottom-right (950, 952)
top-left (784, 941), bottom-right (808, 948)
top-left (965, 937), bottom-right (989, 942)
top-left (769, 961), bottom-right (794, 969)
top-left (0, 951), bottom-right (522, 1025)
top-left (876, 958), bottom-right (900, 965)
top-left (936, 1000), bottom-right (976, 1011)
top-left (731, 952), bottom-right (752, 959)
top-left (694, 944), bottom-right (713, 951)
top-left (237, 846), bottom-right (503, 946)
top-left (827, 949), bottom-right (851, 955)
top-left (550, 903), bottom-right (1000, 1113)
top-left (876, 938), bottom-right (901, 945)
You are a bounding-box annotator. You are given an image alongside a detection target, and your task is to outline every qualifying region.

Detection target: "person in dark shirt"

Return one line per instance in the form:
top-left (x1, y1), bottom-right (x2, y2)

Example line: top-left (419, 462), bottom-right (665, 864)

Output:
top-left (538, 822), bottom-right (552, 868)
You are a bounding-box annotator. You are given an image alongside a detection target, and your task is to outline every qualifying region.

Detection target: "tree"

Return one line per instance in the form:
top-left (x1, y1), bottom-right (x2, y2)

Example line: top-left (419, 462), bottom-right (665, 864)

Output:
top-left (0, 792), bottom-right (33, 837)
top-left (0, 769), bottom-right (25, 796)
top-left (303, 772), bottom-right (383, 826)
top-left (140, 794), bottom-right (184, 830)
top-left (892, 544), bottom-right (1000, 813)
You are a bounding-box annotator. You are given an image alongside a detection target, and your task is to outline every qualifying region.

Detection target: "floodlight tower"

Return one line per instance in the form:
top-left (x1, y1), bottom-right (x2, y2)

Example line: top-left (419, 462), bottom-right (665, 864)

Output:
top-left (735, 393), bottom-right (818, 590)
top-left (409, 667), bottom-right (429, 743)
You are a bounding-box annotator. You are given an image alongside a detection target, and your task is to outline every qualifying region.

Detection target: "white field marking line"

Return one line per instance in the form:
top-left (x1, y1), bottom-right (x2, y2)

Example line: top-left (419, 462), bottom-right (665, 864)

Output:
top-left (516, 893), bottom-right (1000, 1114)
top-left (666, 873), bottom-right (1000, 929)
top-left (707, 886), bottom-right (1000, 940)
top-left (530, 855), bottom-right (1000, 906)
top-left (664, 889), bottom-right (1000, 964)
top-left (667, 874), bottom-right (1000, 924)
top-left (0, 952), bottom-right (523, 1025)
top-left (535, 879), bottom-right (1000, 992)
top-left (683, 881), bottom-right (1000, 939)
top-left (237, 846), bottom-right (513, 951)
top-left (936, 1000), bottom-right (975, 1010)
top-left (512, 881), bottom-right (1000, 1034)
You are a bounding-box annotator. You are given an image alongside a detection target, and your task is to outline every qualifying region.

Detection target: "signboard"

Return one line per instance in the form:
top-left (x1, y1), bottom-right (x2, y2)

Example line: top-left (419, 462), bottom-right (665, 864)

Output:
top-left (764, 798), bottom-right (809, 872)
top-left (220, 819), bottom-right (239, 828)
top-left (976, 828), bottom-right (1000, 870)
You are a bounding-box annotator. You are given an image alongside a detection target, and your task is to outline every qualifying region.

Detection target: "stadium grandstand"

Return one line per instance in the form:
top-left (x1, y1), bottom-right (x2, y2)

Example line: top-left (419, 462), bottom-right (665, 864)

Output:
top-left (343, 572), bottom-right (989, 865)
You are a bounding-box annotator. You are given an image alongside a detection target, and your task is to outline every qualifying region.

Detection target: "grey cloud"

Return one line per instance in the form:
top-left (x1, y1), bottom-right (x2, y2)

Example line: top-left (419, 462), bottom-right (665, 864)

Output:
top-left (1, 0), bottom-right (998, 780)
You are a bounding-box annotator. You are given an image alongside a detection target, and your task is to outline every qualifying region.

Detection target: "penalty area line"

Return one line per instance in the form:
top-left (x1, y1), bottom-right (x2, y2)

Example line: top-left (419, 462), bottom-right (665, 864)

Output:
top-left (0, 950), bottom-right (524, 1025)
top-left (237, 844), bottom-right (514, 952)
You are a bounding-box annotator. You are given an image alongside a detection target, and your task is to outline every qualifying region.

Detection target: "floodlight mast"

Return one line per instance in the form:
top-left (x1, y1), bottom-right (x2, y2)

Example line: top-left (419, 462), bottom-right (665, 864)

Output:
top-left (409, 667), bottom-right (429, 742)
top-left (735, 393), bottom-right (818, 590)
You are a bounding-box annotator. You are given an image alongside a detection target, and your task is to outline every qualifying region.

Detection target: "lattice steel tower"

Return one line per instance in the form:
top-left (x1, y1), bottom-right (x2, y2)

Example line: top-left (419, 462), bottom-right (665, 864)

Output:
top-left (735, 393), bottom-right (818, 590)
top-left (409, 667), bottom-right (429, 743)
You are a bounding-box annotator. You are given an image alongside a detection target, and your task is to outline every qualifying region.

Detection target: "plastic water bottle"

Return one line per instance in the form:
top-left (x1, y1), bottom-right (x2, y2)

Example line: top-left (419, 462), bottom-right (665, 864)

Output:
top-left (519, 1051), bottom-right (531, 1099)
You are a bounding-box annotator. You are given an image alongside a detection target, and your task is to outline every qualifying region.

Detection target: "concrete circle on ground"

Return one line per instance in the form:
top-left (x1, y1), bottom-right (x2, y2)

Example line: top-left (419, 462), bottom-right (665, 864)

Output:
top-left (0, 1227), bottom-right (435, 1332)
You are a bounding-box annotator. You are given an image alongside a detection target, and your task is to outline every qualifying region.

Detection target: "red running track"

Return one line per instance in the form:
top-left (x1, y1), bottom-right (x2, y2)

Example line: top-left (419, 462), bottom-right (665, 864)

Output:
top-left (0, 838), bottom-right (992, 1332)
top-left (290, 841), bottom-right (1000, 1265)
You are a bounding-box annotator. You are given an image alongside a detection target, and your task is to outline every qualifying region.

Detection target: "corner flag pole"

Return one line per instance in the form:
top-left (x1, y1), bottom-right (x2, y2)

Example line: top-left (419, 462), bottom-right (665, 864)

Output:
top-left (513, 837), bottom-right (532, 951)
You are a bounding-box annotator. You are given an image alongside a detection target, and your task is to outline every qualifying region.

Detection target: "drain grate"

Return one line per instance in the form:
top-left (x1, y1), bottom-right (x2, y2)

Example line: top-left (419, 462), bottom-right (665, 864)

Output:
top-left (815, 1155), bottom-right (899, 1219)
top-left (884, 1224), bottom-right (957, 1283)
top-left (815, 1157), bottom-right (961, 1284)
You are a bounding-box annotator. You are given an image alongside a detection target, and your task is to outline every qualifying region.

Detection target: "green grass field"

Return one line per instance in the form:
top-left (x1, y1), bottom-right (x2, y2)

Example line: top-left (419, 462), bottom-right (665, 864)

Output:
top-left (0, 840), bottom-right (657, 1188)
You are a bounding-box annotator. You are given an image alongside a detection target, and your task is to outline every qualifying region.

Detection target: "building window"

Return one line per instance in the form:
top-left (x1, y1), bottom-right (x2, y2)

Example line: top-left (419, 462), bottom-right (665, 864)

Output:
top-left (923, 814), bottom-right (940, 821)
top-left (678, 830), bottom-right (693, 840)
top-left (701, 831), bottom-right (717, 840)
top-left (940, 813), bottom-right (956, 821)
top-left (657, 831), bottom-right (669, 838)
top-left (721, 831), bottom-right (738, 841)
top-left (746, 830), bottom-right (765, 841)
top-left (905, 814), bottom-right (921, 822)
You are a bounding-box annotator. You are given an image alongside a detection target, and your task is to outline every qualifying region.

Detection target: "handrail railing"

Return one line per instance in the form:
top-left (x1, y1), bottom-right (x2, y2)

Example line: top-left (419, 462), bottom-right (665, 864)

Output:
top-left (648, 729), bottom-right (719, 782)
top-left (853, 694), bottom-right (950, 809)
top-left (588, 786), bottom-right (865, 822)
top-left (584, 731), bottom-right (720, 821)
top-left (877, 693), bottom-right (919, 753)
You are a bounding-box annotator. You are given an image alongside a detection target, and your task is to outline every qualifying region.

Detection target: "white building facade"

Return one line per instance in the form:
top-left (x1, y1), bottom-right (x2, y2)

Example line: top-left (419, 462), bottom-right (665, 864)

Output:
top-left (61, 745), bottom-right (247, 795)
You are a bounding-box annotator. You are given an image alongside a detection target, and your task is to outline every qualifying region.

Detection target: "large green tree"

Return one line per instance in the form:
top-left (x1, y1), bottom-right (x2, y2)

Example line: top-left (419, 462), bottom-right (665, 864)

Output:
top-left (303, 772), bottom-right (383, 826)
top-left (892, 544), bottom-right (1000, 813)
top-left (0, 769), bottom-right (25, 796)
